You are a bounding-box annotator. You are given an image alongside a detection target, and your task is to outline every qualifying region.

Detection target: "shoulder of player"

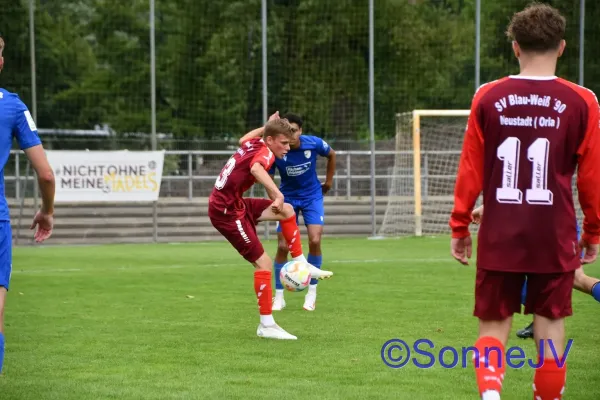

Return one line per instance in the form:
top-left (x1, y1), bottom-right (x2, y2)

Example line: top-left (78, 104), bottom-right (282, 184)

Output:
top-left (472, 77), bottom-right (511, 104)
top-left (0, 89), bottom-right (24, 105)
top-left (555, 78), bottom-right (599, 107)
top-left (299, 135), bottom-right (323, 147)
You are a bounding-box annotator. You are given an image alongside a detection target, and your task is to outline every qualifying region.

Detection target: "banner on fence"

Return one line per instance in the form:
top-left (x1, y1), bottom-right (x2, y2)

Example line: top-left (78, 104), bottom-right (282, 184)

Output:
top-left (45, 151), bottom-right (165, 202)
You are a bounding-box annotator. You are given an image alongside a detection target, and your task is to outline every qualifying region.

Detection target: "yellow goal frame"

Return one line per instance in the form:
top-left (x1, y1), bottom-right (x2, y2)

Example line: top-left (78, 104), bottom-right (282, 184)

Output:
top-left (411, 109), bottom-right (470, 236)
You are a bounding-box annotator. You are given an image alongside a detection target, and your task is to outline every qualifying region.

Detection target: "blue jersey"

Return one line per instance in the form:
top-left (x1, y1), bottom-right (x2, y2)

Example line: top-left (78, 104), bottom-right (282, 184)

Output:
top-left (0, 89), bottom-right (42, 221)
top-left (269, 135), bottom-right (331, 200)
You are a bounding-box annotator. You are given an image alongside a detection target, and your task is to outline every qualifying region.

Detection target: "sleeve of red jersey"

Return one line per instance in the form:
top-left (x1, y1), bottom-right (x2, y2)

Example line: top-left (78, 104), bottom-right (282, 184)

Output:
top-left (449, 96), bottom-right (485, 238)
top-left (251, 146), bottom-right (275, 171)
top-left (576, 93), bottom-right (600, 244)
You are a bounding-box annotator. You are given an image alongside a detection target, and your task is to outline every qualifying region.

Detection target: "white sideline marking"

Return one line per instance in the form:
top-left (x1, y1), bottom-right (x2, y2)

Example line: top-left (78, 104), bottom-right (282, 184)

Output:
top-left (11, 257), bottom-right (451, 275)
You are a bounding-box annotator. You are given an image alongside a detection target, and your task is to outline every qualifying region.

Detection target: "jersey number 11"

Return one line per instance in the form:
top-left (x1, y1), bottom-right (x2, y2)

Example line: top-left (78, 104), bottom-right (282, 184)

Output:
top-left (496, 136), bottom-right (553, 205)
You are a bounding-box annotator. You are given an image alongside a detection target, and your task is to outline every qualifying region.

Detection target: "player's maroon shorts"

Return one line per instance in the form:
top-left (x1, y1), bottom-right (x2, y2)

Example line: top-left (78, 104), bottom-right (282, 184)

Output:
top-left (474, 268), bottom-right (575, 320)
top-left (208, 198), bottom-right (273, 263)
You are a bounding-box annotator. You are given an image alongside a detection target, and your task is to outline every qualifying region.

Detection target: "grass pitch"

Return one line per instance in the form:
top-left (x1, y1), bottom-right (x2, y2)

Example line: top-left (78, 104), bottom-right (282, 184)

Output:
top-left (2, 237), bottom-right (599, 399)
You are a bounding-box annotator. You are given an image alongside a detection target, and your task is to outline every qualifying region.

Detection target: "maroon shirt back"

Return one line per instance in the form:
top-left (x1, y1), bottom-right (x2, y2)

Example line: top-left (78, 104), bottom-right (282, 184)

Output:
top-left (209, 138), bottom-right (274, 217)
top-left (456, 76), bottom-right (598, 273)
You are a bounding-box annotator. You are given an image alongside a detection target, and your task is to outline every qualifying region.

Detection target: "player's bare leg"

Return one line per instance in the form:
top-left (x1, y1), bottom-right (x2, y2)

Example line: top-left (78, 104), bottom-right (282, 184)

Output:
top-left (272, 233), bottom-right (289, 311)
top-left (473, 318), bottom-right (513, 400)
top-left (0, 287), bottom-right (6, 374)
top-left (258, 203), bottom-right (333, 280)
top-left (532, 315), bottom-right (568, 399)
top-left (303, 224), bottom-right (323, 311)
top-left (574, 267), bottom-right (600, 299)
top-left (252, 251), bottom-right (297, 340)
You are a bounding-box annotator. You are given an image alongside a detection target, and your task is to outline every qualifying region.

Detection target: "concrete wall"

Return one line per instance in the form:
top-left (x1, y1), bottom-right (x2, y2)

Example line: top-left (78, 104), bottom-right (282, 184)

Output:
top-left (9, 197), bottom-right (391, 246)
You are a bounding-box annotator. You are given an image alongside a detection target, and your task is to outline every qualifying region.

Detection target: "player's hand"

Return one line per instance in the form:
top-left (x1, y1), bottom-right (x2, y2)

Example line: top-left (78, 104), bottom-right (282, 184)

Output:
top-left (579, 239), bottom-right (599, 264)
top-left (30, 210), bottom-right (53, 243)
top-left (268, 111), bottom-right (280, 122)
top-left (471, 205), bottom-right (483, 224)
top-left (321, 181), bottom-right (332, 194)
top-left (271, 197), bottom-right (284, 214)
top-left (451, 237), bottom-right (472, 265)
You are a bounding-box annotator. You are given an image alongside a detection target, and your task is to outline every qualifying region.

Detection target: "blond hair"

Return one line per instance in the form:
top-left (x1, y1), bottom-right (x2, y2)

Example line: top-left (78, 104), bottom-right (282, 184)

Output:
top-left (264, 119), bottom-right (296, 139)
top-left (0, 36), bottom-right (4, 55)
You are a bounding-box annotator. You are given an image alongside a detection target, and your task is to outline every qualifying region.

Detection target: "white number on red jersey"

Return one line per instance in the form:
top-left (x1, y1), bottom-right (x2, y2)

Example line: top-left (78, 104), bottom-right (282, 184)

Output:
top-left (214, 157), bottom-right (236, 190)
top-left (496, 136), bottom-right (553, 205)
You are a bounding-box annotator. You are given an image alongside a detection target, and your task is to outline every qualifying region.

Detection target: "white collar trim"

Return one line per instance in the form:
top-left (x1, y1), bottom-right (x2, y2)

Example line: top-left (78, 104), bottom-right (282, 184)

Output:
top-left (509, 75), bottom-right (557, 81)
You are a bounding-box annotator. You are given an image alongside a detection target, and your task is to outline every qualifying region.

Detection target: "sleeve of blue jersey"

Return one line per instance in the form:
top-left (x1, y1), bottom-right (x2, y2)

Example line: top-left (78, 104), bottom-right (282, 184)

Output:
top-left (12, 95), bottom-right (42, 150)
top-left (312, 136), bottom-right (331, 156)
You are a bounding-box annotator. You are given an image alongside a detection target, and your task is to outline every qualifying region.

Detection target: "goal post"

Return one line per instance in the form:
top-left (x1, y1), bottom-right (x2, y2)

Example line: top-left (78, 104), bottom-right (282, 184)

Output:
top-left (377, 109), bottom-right (471, 238)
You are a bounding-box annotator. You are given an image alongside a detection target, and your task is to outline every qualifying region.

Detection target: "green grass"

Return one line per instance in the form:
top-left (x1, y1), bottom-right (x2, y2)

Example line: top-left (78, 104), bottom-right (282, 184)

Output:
top-left (2, 237), bottom-right (599, 399)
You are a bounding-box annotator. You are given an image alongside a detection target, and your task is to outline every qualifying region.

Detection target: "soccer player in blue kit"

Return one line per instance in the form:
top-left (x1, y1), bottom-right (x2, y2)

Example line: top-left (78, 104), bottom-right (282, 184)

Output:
top-left (0, 34), bottom-right (56, 374)
top-left (238, 112), bottom-right (336, 311)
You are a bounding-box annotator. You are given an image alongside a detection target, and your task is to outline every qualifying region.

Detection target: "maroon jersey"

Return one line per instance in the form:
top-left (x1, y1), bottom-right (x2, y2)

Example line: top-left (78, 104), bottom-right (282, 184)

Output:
top-left (450, 76), bottom-right (600, 274)
top-left (209, 138), bottom-right (275, 217)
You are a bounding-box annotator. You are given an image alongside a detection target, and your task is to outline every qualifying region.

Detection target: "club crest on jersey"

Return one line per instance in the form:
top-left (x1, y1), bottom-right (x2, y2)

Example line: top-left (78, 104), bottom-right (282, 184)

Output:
top-left (286, 161), bottom-right (311, 177)
top-left (304, 150), bottom-right (311, 158)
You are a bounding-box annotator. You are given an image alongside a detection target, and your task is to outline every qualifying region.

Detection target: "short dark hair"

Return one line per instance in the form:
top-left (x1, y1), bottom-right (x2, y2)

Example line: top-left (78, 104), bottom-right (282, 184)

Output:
top-left (281, 113), bottom-right (303, 129)
top-left (506, 2), bottom-right (566, 52)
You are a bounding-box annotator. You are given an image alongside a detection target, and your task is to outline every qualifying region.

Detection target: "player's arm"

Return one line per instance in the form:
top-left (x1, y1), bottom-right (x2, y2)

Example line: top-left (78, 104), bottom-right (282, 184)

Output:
top-left (251, 162), bottom-right (284, 203)
top-left (238, 127), bottom-right (265, 146)
top-left (24, 145), bottom-right (55, 214)
top-left (576, 96), bottom-right (600, 247)
top-left (322, 148), bottom-right (336, 193)
top-left (13, 102), bottom-right (55, 215)
top-left (238, 111), bottom-right (280, 146)
top-left (13, 99), bottom-right (55, 242)
top-left (449, 105), bottom-right (484, 239)
top-left (315, 138), bottom-right (336, 193)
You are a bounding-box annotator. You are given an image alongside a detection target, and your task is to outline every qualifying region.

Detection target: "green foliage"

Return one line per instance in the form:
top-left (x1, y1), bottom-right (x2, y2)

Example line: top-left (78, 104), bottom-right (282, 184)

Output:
top-left (0, 0), bottom-right (598, 143)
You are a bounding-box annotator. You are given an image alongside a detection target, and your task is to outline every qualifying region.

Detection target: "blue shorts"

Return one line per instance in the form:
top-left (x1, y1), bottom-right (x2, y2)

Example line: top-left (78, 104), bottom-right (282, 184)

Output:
top-left (276, 197), bottom-right (324, 232)
top-left (0, 222), bottom-right (12, 290)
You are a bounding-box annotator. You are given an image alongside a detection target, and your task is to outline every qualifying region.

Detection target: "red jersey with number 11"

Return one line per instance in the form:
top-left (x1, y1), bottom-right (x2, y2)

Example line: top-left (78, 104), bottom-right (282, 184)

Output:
top-left (209, 138), bottom-right (275, 217)
top-left (450, 75), bottom-right (600, 274)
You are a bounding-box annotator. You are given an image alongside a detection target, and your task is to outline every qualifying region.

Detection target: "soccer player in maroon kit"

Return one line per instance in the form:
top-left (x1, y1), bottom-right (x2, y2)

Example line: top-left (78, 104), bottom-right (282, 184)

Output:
top-left (209, 113), bottom-right (333, 340)
top-left (449, 4), bottom-right (600, 400)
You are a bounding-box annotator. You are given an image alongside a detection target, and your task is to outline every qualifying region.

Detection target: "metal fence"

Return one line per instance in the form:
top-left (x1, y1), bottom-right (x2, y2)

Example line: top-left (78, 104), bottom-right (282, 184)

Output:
top-left (7, 148), bottom-right (461, 201)
top-left (2, 0), bottom-right (596, 238)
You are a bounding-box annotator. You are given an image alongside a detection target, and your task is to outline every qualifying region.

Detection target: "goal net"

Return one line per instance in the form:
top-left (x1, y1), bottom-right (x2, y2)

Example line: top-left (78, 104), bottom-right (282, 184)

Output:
top-left (377, 109), bottom-right (473, 237)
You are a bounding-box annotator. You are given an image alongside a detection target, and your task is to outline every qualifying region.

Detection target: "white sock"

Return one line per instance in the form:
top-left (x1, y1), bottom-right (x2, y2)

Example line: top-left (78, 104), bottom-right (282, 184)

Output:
top-left (481, 390), bottom-right (500, 400)
top-left (260, 314), bottom-right (275, 326)
top-left (308, 284), bottom-right (317, 295)
top-left (275, 289), bottom-right (284, 298)
top-left (292, 254), bottom-right (307, 263)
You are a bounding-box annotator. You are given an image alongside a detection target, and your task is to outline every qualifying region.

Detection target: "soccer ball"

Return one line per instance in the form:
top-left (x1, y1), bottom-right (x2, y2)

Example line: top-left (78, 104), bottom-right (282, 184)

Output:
top-left (280, 261), bottom-right (311, 292)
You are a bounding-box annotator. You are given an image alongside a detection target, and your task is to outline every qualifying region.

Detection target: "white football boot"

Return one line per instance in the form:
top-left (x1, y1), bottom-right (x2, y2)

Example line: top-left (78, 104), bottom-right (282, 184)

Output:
top-left (272, 292), bottom-right (286, 311)
top-left (291, 256), bottom-right (333, 280)
top-left (257, 324), bottom-right (297, 340)
top-left (307, 264), bottom-right (333, 280)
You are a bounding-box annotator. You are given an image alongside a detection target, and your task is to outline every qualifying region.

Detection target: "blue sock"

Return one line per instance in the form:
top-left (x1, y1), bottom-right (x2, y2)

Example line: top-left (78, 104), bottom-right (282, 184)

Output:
top-left (274, 262), bottom-right (285, 290)
top-left (521, 279), bottom-right (528, 306)
top-left (0, 332), bottom-right (4, 374)
top-left (307, 254), bottom-right (322, 286)
top-left (592, 282), bottom-right (600, 303)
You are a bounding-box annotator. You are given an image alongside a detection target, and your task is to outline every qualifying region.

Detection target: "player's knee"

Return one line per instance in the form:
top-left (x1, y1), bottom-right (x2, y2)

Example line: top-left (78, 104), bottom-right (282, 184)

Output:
top-left (253, 252), bottom-right (272, 271)
top-left (308, 234), bottom-right (321, 251)
top-left (281, 203), bottom-right (295, 219)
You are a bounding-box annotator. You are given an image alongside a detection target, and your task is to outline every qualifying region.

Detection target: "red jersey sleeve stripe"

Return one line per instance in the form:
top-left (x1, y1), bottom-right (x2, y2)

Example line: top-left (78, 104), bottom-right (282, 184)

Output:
top-left (449, 79), bottom-right (506, 238)
top-left (576, 90), bottom-right (600, 243)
